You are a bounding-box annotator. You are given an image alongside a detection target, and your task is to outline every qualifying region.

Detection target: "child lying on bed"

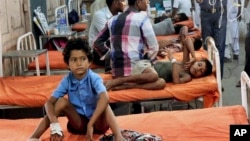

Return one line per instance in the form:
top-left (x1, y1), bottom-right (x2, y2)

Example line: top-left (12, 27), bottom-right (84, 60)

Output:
top-left (104, 26), bottom-right (212, 90)
top-left (28, 38), bottom-right (124, 141)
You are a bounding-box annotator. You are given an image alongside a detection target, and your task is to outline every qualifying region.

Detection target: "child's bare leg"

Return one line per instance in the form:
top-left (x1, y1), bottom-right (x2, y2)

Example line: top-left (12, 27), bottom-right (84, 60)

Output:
top-left (94, 105), bottom-right (123, 140)
top-left (29, 98), bottom-right (81, 139)
top-left (111, 78), bottom-right (166, 90)
top-left (179, 26), bottom-right (188, 41)
top-left (104, 67), bottom-right (158, 90)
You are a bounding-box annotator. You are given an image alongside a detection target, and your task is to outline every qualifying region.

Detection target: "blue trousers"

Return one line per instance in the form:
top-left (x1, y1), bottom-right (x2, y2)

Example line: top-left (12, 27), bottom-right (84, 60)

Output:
top-left (200, 10), bottom-right (227, 79)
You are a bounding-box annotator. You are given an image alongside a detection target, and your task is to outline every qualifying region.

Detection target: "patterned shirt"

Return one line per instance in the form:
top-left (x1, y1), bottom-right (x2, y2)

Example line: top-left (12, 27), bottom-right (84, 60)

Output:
top-left (93, 8), bottom-right (159, 77)
top-left (52, 69), bottom-right (106, 119)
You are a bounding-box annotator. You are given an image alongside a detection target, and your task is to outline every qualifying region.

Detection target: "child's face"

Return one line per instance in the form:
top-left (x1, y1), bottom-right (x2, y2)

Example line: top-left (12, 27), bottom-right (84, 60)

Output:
top-left (189, 60), bottom-right (207, 78)
top-left (68, 50), bottom-right (90, 79)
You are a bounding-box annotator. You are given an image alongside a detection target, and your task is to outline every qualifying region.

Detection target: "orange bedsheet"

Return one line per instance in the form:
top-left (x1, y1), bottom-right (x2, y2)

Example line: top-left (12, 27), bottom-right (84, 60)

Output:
top-left (0, 69), bottom-right (218, 108)
top-left (71, 22), bottom-right (88, 32)
top-left (28, 51), bottom-right (103, 70)
top-left (0, 105), bottom-right (248, 141)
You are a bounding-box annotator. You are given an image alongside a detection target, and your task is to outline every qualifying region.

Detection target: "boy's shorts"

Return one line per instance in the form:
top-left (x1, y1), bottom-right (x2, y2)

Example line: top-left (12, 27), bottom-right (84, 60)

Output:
top-left (131, 60), bottom-right (153, 75)
top-left (67, 114), bottom-right (109, 135)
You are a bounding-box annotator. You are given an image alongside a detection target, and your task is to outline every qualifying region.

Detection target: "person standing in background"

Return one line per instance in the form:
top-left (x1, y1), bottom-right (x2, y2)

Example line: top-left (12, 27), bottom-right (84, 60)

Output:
top-left (224, 0), bottom-right (241, 61)
top-left (192, 0), bottom-right (227, 80)
top-left (88, 0), bottom-right (127, 71)
top-left (236, 0), bottom-right (250, 87)
top-left (172, 0), bottom-right (192, 18)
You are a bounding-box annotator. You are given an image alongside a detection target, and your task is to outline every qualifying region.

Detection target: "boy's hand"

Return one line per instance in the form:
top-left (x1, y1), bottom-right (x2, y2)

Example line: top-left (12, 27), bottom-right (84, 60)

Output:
top-left (184, 58), bottom-right (195, 70)
top-left (50, 122), bottom-right (63, 141)
top-left (165, 48), bottom-right (174, 61)
top-left (86, 125), bottom-right (94, 141)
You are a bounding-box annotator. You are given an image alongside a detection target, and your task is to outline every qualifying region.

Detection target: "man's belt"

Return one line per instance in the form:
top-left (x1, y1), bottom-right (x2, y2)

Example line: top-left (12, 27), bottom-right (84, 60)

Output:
top-left (201, 7), bottom-right (226, 14)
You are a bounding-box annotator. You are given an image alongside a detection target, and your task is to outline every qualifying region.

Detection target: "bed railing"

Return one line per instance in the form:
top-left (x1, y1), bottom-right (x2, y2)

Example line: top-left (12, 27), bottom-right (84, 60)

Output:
top-left (205, 36), bottom-right (222, 107)
top-left (241, 71), bottom-right (250, 118)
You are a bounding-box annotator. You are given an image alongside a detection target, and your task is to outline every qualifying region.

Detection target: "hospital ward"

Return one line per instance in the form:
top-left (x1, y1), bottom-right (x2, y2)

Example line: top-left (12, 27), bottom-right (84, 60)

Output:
top-left (0, 0), bottom-right (250, 140)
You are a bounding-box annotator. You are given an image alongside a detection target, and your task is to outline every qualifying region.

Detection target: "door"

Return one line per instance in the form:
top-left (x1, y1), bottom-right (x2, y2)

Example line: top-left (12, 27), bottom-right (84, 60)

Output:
top-left (0, 0), bottom-right (30, 76)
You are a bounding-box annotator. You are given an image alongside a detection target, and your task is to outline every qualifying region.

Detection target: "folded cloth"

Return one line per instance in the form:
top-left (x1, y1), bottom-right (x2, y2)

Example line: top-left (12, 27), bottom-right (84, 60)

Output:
top-left (99, 129), bottom-right (162, 141)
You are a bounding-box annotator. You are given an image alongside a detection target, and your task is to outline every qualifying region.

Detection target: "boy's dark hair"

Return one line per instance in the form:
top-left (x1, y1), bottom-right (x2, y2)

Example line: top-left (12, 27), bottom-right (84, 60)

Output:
top-left (63, 38), bottom-right (93, 65)
top-left (193, 38), bottom-right (203, 51)
top-left (177, 13), bottom-right (188, 22)
top-left (128, 0), bottom-right (136, 5)
top-left (106, 0), bottom-right (115, 7)
top-left (174, 24), bottom-right (184, 34)
top-left (202, 59), bottom-right (213, 76)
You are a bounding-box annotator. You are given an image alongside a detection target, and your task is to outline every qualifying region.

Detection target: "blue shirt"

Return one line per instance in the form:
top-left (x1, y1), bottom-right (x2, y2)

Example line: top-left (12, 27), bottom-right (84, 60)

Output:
top-left (52, 69), bottom-right (106, 119)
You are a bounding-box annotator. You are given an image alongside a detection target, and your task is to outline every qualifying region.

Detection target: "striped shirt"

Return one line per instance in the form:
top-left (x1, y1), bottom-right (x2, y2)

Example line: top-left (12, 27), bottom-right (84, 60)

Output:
top-left (93, 8), bottom-right (159, 77)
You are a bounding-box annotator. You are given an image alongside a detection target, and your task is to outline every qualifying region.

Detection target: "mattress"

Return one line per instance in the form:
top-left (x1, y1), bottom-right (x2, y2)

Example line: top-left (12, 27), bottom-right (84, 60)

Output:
top-left (0, 105), bottom-right (248, 141)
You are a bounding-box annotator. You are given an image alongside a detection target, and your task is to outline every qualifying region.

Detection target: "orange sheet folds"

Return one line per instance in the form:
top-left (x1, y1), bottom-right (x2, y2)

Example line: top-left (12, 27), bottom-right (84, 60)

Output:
top-left (71, 22), bottom-right (88, 32)
top-left (27, 51), bottom-right (103, 70)
top-left (0, 75), bottom-right (63, 107)
top-left (0, 50), bottom-right (216, 108)
top-left (99, 73), bottom-right (219, 108)
top-left (0, 105), bottom-right (248, 141)
top-left (0, 66), bottom-right (218, 108)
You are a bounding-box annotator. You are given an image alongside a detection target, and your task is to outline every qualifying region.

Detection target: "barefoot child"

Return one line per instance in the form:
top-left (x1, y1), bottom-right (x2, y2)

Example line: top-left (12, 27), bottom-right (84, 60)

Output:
top-left (28, 38), bottom-right (124, 141)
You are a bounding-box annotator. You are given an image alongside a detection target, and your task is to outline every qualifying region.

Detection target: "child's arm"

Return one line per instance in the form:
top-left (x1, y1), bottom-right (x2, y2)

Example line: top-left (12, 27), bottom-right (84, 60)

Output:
top-left (87, 92), bottom-right (109, 140)
top-left (166, 49), bottom-right (192, 84)
top-left (44, 96), bottom-right (64, 140)
top-left (182, 37), bottom-right (196, 70)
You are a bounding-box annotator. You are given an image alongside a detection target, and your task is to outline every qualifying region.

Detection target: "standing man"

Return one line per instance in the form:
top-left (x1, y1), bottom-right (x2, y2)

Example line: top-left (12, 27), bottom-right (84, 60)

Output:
top-left (224, 0), bottom-right (241, 60)
top-left (88, 0), bottom-right (127, 67)
top-left (172, 0), bottom-right (192, 18)
top-left (192, 0), bottom-right (227, 79)
top-left (236, 0), bottom-right (250, 87)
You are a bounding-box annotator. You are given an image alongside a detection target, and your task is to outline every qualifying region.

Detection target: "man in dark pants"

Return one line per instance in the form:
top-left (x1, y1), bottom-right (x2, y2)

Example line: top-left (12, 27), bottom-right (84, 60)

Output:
top-left (192, 0), bottom-right (227, 79)
top-left (236, 0), bottom-right (250, 87)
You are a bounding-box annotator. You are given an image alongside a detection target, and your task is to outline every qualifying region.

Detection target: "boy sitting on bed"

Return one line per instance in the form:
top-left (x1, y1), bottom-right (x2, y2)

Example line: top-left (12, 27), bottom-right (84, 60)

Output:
top-left (28, 38), bottom-right (124, 141)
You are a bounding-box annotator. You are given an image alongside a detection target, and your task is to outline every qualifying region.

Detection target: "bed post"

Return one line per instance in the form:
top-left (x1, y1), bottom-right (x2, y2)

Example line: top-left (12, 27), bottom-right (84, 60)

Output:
top-left (240, 71), bottom-right (250, 118)
top-left (205, 36), bottom-right (222, 107)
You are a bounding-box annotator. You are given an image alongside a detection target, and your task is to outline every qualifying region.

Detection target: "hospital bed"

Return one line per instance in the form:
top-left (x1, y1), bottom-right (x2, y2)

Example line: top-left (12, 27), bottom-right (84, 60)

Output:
top-left (0, 71), bottom-right (249, 141)
top-left (0, 36), bottom-right (222, 109)
top-left (16, 32), bottom-right (102, 75)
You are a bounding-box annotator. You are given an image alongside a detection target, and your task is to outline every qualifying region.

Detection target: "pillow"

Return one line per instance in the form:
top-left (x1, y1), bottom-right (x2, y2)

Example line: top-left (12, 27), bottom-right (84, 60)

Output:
top-left (152, 18), bottom-right (175, 36)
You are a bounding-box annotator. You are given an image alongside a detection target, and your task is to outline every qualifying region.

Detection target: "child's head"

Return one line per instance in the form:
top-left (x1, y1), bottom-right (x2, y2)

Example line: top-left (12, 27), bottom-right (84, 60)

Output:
top-left (193, 38), bottom-right (203, 51)
top-left (173, 13), bottom-right (188, 23)
top-left (63, 38), bottom-right (93, 65)
top-left (189, 58), bottom-right (213, 78)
